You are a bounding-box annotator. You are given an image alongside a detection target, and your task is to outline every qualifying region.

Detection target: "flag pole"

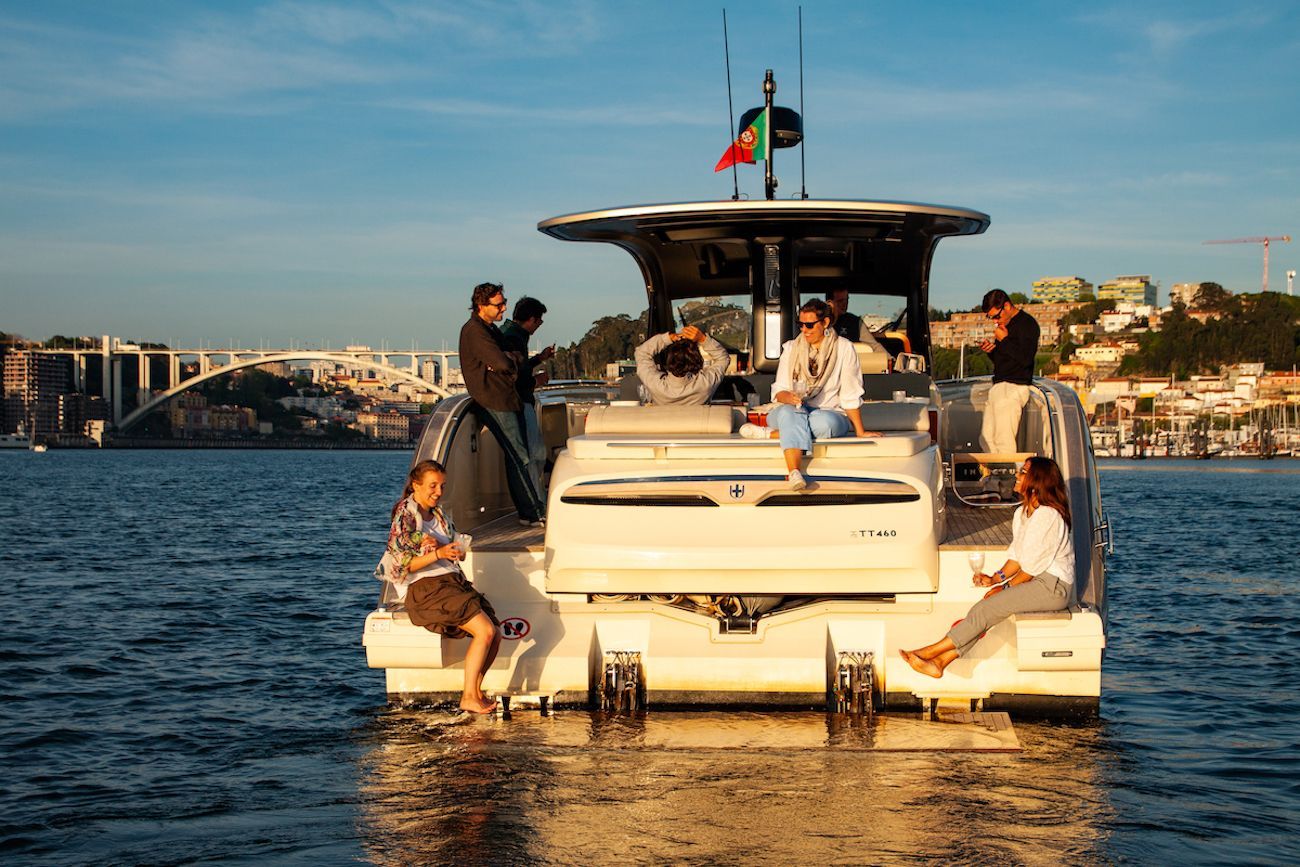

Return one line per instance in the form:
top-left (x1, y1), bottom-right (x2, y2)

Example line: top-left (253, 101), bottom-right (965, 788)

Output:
top-left (763, 69), bottom-right (776, 200)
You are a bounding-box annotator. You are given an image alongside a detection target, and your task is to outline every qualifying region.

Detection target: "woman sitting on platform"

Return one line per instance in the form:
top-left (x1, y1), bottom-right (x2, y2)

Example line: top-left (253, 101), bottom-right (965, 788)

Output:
top-left (739, 299), bottom-right (879, 490)
top-left (377, 459), bottom-right (501, 713)
top-left (901, 455), bottom-right (1075, 678)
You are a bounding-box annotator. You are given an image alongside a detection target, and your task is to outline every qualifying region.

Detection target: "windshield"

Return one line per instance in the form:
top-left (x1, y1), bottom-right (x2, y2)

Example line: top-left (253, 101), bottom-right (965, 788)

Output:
top-left (674, 295), bottom-right (752, 353)
top-left (799, 291), bottom-right (906, 335)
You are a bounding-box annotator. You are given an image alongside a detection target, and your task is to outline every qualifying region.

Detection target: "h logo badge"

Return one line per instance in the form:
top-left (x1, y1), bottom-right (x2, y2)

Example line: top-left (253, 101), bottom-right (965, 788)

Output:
top-left (729, 483), bottom-right (745, 500)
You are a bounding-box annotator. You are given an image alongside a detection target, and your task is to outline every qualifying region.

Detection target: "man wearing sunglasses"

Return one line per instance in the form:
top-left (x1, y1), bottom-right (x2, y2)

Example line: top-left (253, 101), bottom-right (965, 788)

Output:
top-left (458, 282), bottom-right (547, 527)
top-left (978, 289), bottom-right (1040, 456)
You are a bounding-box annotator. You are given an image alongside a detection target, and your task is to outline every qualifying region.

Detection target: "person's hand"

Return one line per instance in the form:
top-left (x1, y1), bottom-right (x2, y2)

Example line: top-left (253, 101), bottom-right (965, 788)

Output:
top-left (973, 572), bottom-right (991, 586)
top-left (979, 339), bottom-right (996, 353)
top-left (993, 324), bottom-right (1008, 342)
top-left (855, 429), bottom-right (882, 438)
top-left (534, 369), bottom-right (550, 387)
top-left (437, 542), bottom-right (463, 561)
top-left (680, 325), bottom-right (705, 343)
top-left (983, 585), bottom-right (1005, 600)
top-left (537, 344), bottom-right (556, 362)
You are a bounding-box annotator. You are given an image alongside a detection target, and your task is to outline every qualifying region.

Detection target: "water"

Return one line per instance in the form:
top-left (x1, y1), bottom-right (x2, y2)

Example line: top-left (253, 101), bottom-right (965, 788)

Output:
top-left (1, 452), bottom-right (1297, 864)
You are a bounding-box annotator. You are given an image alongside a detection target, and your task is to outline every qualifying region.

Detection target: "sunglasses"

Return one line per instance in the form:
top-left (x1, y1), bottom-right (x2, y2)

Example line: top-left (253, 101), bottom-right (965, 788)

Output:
top-left (487, 298), bottom-right (508, 309)
top-left (798, 320), bottom-right (822, 330)
top-left (986, 306), bottom-right (1004, 321)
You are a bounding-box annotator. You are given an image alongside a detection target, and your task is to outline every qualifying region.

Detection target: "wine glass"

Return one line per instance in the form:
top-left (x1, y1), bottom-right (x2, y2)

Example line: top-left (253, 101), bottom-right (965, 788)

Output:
top-left (792, 379), bottom-right (809, 402)
top-left (967, 551), bottom-right (985, 582)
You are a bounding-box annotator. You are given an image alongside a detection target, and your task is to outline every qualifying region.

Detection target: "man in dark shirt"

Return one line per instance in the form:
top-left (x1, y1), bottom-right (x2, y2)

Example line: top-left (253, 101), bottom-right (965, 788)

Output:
top-left (458, 282), bottom-right (546, 526)
top-left (978, 289), bottom-right (1040, 454)
top-left (826, 288), bottom-right (886, 353)
top-left (499, 296), bottom-right (555, 495)
top-left (825, 288), bottom-right (862, 342)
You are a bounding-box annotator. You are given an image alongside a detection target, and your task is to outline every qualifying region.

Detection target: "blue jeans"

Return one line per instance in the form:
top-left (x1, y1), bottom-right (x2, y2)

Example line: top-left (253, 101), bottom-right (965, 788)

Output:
top-left (522, 402), bottom-right (546, 494)
top-left (481, 407), bottom-right (546, 522)
top-left (767, 403), bottom-right (851, 453)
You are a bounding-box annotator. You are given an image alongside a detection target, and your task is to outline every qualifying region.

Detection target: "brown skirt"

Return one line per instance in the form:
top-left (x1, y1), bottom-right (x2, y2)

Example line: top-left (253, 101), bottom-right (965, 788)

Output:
top-left (404, 571), bottom-right (498, 638)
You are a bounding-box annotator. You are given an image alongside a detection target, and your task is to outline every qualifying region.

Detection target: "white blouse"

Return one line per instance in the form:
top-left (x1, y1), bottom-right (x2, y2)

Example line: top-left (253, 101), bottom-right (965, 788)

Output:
top-left (397, 508), bottom-right (461, 600)
top-left (1007, 505), bottom-right (1075, 584)
top-left (770, 338), bottom-right (864, 412)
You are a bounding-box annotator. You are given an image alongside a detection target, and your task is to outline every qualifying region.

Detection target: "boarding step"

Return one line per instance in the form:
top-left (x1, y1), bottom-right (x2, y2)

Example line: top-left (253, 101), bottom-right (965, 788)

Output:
top-left (911, 687), bottom-right (992, 720)
top-left (497, 692), bottom-right (553, 717)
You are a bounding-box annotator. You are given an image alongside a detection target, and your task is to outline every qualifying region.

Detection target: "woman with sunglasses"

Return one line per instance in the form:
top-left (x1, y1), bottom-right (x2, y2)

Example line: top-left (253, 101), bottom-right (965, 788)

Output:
top-left (739, 299), bottom-right (879, 490)
top-left (900, 455), bottom-right (1074, 678)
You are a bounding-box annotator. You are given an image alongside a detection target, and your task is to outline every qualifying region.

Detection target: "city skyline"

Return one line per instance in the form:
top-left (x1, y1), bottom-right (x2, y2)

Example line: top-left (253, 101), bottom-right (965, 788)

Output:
top-left (2, 1), bottom-right (1297, 350)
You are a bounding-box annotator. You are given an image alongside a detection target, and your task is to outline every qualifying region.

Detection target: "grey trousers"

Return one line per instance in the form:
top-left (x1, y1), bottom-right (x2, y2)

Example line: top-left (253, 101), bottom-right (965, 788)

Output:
top-left (947, 573), bottom-right (1070, 657)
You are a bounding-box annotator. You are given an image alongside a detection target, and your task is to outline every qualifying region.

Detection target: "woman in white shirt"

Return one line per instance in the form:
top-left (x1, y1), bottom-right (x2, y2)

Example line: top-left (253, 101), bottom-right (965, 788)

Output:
top-left (901, 456), bottom-right (1075, 678)
top-left (739, 299), bottom-right (879, 490)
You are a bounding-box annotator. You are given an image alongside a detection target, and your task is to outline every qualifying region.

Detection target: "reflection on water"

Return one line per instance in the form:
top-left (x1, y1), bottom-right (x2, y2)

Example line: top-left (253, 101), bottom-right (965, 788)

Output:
top-left (356, 710), bottom-right (1111, 865)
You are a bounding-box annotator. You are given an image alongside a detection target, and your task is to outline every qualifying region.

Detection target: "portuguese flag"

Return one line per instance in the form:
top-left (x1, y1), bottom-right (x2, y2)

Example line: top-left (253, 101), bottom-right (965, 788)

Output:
top-left (714, 108), bottom-right (769, 172)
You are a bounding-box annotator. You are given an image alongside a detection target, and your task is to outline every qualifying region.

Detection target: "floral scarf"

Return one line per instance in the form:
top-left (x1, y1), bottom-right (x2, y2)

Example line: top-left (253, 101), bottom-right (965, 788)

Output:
top-left (374, 495), bottom-right (457, 586)
top-left (789, 327), bottom-right (841, 400)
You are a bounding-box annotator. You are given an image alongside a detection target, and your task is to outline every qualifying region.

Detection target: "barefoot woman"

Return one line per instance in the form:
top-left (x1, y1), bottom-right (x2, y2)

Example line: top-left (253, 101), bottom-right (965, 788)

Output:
top-left (901, 455), bottom-right (1075, 678)
top-left (380, 460), bottom-right (501, 713)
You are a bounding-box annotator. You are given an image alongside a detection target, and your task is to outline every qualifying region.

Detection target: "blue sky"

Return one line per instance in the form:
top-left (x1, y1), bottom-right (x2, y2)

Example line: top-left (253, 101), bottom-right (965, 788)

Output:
top-left (2, 1), bottom-right (1297, 350)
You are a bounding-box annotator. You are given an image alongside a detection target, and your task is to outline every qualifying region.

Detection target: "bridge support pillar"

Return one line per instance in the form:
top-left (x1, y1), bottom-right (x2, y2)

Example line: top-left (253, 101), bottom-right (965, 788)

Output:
top-left (169, 354), bottom-right (180, 390)
top-left (137, 352), bottom-right (151, 407)
top-left (111, 356), bottom-right (123, 427)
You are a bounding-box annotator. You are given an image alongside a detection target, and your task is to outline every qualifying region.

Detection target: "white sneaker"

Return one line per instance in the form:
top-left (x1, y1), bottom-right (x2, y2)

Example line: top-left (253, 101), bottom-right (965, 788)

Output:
top-left (739, 422), bottom-right (769, 439)
top-left (788, 470), bottom-right (807, 491)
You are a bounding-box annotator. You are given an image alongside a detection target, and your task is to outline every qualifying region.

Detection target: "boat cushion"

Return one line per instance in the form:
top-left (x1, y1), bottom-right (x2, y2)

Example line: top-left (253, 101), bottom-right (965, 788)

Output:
top-left (584, 404), bottom-right (737, 435)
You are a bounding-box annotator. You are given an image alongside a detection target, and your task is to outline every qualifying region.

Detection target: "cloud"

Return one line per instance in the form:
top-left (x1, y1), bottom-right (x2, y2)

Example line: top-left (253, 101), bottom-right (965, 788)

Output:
top-left (0, 1), bottom-right (607, 119)
top-left (381, 96), bottom-right (713, 127)
top-left (1076, 6), bottom-right (1275, 56)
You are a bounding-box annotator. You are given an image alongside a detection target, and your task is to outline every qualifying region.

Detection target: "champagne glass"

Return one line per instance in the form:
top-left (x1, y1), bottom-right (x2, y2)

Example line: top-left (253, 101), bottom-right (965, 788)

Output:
top-left (967, 551), bottom-right (985, 581)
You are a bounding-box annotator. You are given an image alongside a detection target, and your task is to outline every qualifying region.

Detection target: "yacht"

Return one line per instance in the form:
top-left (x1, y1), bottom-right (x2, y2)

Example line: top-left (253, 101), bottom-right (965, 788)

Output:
top-left (365, 72), bottom-right (1108, 716)
top-left (362, 196), bottom-right (1110, 717)
top-left (1, 424), bottom-right (33, 449)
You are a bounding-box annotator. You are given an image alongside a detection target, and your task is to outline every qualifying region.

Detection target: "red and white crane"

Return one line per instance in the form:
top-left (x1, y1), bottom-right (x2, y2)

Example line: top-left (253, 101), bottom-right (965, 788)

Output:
top-left (1203, 235), bottom-right (1292, 293)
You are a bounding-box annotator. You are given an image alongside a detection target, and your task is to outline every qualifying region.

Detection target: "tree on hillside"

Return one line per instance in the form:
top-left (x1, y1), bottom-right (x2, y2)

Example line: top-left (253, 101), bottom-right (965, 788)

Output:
top-left (1009, 292), bottom-right (1029, 305)
top-left (1193, 282), bottom-right (1233, 312)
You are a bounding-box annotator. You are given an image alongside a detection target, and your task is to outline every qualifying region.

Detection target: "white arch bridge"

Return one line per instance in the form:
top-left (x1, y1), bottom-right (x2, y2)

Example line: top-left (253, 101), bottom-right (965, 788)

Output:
top-left (34, 339), bottom-right (459, 432)
top-left (117, 352), bottom-right (454, 432)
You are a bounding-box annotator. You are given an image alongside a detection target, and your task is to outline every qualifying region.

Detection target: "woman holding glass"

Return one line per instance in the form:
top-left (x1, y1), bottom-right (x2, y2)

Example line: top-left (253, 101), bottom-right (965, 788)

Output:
top-left (739, 299), bottom-right (879, 490)
top-left (377, 459), bottom-right (501, 713)
top-left (900, 455), bottom-right (1075, 678)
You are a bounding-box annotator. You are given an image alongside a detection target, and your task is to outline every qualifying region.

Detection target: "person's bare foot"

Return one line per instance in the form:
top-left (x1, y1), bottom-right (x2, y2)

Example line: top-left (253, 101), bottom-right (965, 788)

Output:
top-left (900, 649), bottom-right (943, 679)
top-left (459, 697), bottom-right (497, 714)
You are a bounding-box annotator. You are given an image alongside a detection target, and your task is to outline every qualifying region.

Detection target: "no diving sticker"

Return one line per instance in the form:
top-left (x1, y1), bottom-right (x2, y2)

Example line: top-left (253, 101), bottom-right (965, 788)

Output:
top-left (500, 617), bottom-right (531, 640)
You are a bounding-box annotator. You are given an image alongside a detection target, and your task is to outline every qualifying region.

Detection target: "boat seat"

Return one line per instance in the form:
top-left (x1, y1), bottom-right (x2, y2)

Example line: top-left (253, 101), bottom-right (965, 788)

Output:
top-left (584, 403), bottom-right (738, 435)
top-left (856, 401), bottom-right (928, 432)
top-left (854, 342), bottom-right (890, 375)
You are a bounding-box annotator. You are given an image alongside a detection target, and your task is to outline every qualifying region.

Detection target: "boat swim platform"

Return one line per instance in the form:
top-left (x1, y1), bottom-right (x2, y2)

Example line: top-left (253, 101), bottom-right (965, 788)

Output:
top-left (467, 494), bottom-right (1015, 554)
top-left (439, 709), bottom-right (1020, 752)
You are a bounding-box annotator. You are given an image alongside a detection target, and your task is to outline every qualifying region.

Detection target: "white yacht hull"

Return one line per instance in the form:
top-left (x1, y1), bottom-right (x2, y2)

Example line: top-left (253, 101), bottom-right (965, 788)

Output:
top-left (364, 546), bottom-right (1103, 709)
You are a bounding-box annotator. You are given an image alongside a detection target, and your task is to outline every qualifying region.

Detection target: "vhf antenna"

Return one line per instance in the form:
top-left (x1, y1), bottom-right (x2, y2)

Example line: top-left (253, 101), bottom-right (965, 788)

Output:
top-left (798, 6), bottom-right (808, 199)
top-left (722, 9), bottom-right (740, 200)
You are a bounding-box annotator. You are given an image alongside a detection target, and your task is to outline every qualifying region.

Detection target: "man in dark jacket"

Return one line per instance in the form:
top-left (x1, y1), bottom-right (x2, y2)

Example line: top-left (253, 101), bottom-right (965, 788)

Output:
top-left (499, 296), bottom-right (555, 495)
top-left (978, 289), bottom-right (1040, 455)
top-left (458, 282), bottom-right (546, 526)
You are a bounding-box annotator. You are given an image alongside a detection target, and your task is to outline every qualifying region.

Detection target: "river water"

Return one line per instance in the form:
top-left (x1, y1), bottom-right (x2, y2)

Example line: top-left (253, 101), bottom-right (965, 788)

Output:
top-left (1, 452), bottom-right (1297, 864)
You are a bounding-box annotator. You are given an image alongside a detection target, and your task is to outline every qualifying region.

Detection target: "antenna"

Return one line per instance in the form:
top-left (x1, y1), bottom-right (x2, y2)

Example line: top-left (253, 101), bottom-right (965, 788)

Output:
top-left (722, 10), bottom-right (740, 201)
top-left (798, 6), bottom-right (807, 199)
